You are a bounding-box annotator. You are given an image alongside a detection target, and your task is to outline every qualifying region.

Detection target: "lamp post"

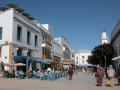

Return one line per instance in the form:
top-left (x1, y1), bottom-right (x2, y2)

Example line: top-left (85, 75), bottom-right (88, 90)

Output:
top-left (104, 55), bottom-right (106, 68)
top-left (117, 44), bottom-right (120, 68)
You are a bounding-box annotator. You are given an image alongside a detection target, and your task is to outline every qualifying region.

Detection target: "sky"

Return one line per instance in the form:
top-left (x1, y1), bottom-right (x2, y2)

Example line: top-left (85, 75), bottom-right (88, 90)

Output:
top-left (0, 0), bottom-right (120, 51)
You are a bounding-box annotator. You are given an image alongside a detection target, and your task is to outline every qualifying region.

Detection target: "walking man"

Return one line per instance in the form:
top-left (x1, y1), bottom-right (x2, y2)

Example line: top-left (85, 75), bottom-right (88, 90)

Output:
top-left (0, 61), bottom-right (4, 79)
top-left (68, 66), bottom-right (73, 80)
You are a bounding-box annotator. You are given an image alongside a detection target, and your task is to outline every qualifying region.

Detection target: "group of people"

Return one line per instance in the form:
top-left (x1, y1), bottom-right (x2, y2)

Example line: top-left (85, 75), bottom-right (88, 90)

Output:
top-left (95, 64), bottom-right (120, 87)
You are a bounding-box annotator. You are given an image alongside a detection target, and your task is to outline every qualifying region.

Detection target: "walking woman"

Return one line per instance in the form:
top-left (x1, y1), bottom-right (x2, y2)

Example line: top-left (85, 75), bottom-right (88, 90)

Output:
top-left (95, 65), bottom-right (105, 86)
top-left (117, 65), bottom-right (120, 86)
top-left (107, 65), bottom-right (115, 87)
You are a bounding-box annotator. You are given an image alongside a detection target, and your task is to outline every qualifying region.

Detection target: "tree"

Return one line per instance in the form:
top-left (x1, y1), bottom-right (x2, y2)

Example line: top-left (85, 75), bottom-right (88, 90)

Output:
top-left (0, 7), bottom-right (8, 11)
top-left (6, 3), bottom-right (18, 8)
top-left (88, 44), bottom-right (114, 67)
top-left (15, 8), bottom-right (24, 13)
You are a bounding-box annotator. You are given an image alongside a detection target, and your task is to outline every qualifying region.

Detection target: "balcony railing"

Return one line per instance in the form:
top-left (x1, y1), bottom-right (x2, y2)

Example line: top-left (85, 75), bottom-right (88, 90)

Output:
top-left (42, 40), bottom-right (52, 46)
top-left (42, 55), bottom-right (52, 60)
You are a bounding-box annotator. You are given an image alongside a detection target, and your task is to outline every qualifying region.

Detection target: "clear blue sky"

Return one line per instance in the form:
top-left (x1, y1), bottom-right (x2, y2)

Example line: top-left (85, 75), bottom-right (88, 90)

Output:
top-left (0, 0), bottom-right (120, 51)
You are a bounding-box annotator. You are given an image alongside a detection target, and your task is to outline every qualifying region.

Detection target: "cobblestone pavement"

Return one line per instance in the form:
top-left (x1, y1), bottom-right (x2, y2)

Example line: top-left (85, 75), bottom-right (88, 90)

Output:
top-left (0, 72), bottom-right (119, 90)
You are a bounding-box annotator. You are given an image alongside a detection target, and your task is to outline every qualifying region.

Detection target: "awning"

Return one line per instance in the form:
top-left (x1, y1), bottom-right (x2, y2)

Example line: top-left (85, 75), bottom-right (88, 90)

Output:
top-left (14, 56), bottom-right (30, 62)
top-left (14, 63), bottom-right (26, 66)
top-left (14, 56), bottom-right (43, 63)
top-left (63, 60), bottom-right (75, 65)
top-left (112, 56), bottom-right (120, 61)
top-left (42, 60), bottom-right (52, 64)
top-left (32, 57), bottom-right (43, 63)
top-left (80, 64), bottom-right (96, 67)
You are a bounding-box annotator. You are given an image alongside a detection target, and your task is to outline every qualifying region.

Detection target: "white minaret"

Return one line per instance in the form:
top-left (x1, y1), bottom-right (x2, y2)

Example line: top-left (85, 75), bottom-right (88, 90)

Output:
top-left (101, 31), bottom-right (108, 44)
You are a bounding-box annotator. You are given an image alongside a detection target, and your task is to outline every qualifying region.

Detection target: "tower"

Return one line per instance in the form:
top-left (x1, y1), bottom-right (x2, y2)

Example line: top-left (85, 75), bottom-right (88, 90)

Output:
top-left (101, 31), bottom-right (108, 44)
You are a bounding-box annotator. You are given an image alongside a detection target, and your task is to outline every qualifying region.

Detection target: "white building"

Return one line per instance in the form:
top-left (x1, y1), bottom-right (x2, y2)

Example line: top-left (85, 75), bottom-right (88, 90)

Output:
top-left (101, 31), bottom-right (108, 44)
top-left (74, 50), bottom-right (91, 66)
top-left (0, 7), bottom-right (52, 71)
top-left (54, 37), bottom-right (71, 61)
top-left (52, 39), bottom-right (62, 59)
top-left (54, 37), bottom-right (74, 69)
top-left (52, 39), bottom-right (63, 70)
top-left (70, 49), bottom-right (75, 61)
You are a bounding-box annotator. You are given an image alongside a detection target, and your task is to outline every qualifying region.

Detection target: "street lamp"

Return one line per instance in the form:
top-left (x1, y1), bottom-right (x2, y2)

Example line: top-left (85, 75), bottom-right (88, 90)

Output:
top-left (116, 44), bottom-right (120, 68)
top-left (104, 55), bottom-right (106, 68)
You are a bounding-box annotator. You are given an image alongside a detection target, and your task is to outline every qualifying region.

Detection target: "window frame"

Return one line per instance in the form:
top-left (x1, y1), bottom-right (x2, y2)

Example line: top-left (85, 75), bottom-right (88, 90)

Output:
top-left (0, 27), bottom-right (3, 40)
top-left (27, 31), bottom-right (31, 45)
top-left (17, 25), bottom-right (22, 42)
top-left (35, 35), bottom-right (38, 47)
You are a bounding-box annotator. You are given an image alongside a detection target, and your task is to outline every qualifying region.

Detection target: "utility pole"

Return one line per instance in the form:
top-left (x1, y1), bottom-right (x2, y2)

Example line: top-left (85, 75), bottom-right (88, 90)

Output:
top-left (117, 44), bottom-right (120, 68)
top-left (104, 55), bottom-right (106, 68)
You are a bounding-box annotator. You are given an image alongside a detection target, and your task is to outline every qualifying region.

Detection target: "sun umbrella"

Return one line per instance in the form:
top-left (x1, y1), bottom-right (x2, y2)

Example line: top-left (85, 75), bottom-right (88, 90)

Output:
top-left (14, 63), bottom-right (26, 66)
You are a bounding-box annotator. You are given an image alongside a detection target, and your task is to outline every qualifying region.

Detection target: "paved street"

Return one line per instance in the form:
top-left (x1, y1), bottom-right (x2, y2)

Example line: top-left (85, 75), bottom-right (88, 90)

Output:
top-left (0, 72), bottom-right (119, 90)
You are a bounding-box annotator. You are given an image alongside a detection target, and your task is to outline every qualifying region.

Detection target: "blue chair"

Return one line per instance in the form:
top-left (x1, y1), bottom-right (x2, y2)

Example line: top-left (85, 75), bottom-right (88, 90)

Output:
top-left (18, 71), bottom-right (24, 79)
top-left (15, 71), bottom-right (19, 78)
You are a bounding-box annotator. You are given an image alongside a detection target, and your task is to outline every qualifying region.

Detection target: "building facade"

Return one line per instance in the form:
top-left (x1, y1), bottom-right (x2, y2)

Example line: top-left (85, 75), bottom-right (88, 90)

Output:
top-left (54, 37), bottom-right (71, 60)
top-left (52, 39), bottom-right (63, 70)
top-left (111, 20), bottom-right (120, 69)
top-left (54, 37), bottom-right (74, 68)
top-left (0, 7), bottom-right (52, 71)
top-left (74, 50), bottom-right (91, 66)
top-left (41, 24), bottom-right (52, 61)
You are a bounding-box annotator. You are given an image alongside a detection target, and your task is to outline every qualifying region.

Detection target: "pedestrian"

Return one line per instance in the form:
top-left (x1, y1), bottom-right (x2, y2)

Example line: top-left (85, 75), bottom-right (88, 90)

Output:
top-left (47, 67), bottom-right (51, 72)
top-left (105, 67), bottom-right (108, 79)
top-left (11, 69), bottom-right (15, 78)
top-left (0, 61), bottom-right (4, 79)
top-left (68, 66), bottom-right (73, 80)
top-left (65, 68), bottom-right (68, 78)
top-left (117, 65), bottom-right (120, 86)
top-left (95, 65), bottom-right (105, 86)
top-left (107, 65), bottom-right (115, 87)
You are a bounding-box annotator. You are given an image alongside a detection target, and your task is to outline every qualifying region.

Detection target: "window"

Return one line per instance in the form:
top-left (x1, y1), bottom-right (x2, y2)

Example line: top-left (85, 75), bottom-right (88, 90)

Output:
top-left (0, 27), bottom-right (2, 40)
top-left (76, 56), bottom-right (78, 60)
top-left (82, 60), bottom-right (84, 63)
top-left (27, 31), bottom-right (31, 44)
top-left (27, 50), bottom-right (32, 56)
top-left (35, 35), bottom-right (38, 47)
top-left (82, 56), bottom-right (84, 59)
top-left (17, 48), bottom-right (22, 56)
top-left (17, 26), bottom-right (22, 41)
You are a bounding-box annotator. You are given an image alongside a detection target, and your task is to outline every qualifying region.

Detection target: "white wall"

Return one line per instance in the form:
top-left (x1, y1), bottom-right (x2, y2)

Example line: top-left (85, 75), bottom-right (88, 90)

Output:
top-left (12, 10), bottom-right (42, 58)
top-left (0, 9), bottom-right (14, 70)
top-left (0, 8), bottom-right (43, 65)
top-left (75, 51), bottom-right (91, 66)
top-left (0, 9), bottom-right (13, 42)
top-left (52, 40), bottom-right (62, 60)
top-left (41, 24), bottom-right (52, 35)
top-left (1, 45), bottom-right (10, 70)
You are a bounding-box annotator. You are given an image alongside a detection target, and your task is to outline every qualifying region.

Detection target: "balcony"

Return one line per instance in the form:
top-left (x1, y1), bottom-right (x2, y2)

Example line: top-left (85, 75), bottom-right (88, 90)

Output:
top-left (42, 40), bottom-right (52, 46)
top-left (42, 55), bottom-right (52, 60)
